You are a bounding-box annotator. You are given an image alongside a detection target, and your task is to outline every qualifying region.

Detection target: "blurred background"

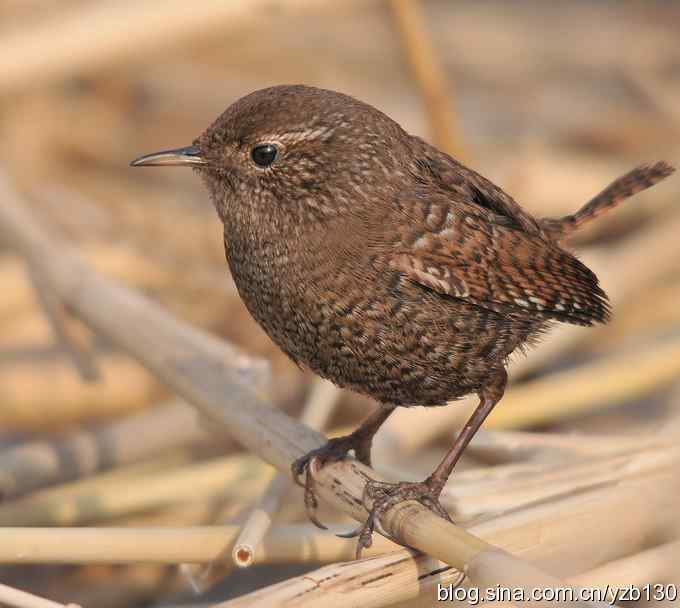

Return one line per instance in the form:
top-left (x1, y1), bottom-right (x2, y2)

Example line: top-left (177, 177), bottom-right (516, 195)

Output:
top-left (0, 1), bottom-right (679, 607)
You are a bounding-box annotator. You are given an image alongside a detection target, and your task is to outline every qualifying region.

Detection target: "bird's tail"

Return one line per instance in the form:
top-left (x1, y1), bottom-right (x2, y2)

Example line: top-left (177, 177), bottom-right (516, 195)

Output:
top-left (541, 161), bottom-right (675, 240)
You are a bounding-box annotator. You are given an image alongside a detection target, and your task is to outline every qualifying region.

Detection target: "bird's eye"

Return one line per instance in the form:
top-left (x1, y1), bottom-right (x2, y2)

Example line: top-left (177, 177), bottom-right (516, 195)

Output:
top-left (251, 144), bottom-right (278, 168)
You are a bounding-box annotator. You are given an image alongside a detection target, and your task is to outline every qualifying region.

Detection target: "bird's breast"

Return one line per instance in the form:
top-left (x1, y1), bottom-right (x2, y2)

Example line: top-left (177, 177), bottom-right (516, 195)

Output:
top-left (224, 230), bottom-right (336, 361)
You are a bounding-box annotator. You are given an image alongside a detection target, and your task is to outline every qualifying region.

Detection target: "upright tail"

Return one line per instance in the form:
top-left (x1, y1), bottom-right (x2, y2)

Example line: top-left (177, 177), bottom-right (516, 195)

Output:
top-left (541, 161), bottom-right (675, 240)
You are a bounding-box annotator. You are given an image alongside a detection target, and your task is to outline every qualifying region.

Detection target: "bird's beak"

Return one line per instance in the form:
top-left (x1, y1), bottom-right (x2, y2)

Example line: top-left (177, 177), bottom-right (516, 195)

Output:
top-left (130, 145), bottom-right (207, 167)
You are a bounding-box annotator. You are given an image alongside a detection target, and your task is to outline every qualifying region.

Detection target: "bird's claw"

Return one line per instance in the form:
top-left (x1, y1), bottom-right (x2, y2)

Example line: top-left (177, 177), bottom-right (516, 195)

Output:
top-left (291, 434), bottom-right (372, 530)
top-left (350, 478), bottom-right (453, 559)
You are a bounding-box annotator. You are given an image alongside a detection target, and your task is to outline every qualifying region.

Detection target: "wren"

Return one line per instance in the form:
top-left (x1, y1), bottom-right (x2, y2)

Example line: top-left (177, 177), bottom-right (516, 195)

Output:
top-left (131, 84), bottom-right (675, 555)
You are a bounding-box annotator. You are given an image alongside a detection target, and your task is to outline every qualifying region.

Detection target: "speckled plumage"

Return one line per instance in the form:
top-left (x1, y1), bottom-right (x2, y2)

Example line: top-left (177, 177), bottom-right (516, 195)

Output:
top-left (193, 85), bottom-right (671, 407)
top-left (132, 84), bottom-right (674, 554)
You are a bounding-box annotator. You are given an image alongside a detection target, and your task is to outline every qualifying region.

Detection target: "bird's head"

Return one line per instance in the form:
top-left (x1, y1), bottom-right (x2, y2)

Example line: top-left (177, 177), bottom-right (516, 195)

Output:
top-left (131, 85), bottom-right (410, 237)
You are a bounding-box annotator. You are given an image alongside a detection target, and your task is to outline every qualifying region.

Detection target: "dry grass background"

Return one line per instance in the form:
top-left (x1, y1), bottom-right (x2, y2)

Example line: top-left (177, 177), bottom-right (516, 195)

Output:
top-left (0, 1), bottom-right (679, 607)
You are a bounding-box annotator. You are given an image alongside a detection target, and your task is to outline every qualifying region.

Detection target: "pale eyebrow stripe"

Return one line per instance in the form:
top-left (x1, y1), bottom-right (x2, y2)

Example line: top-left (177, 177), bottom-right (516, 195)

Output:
top-left (263, 126), bottom-right (336, 145)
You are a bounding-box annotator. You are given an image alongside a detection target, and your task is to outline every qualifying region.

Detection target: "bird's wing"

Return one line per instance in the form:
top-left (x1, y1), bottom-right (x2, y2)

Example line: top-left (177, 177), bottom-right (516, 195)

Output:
top-left (408, 141), bottom-right (544, 236)
top-left (388, 197), bottom-right (610, 326)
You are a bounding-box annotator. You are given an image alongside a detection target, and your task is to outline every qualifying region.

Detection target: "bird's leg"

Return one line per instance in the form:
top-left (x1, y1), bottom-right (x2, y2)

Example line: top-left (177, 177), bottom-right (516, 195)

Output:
top-left (292, 405), bottom-right (395, 529)
top-left (350, 370), bottom-right (507, 558)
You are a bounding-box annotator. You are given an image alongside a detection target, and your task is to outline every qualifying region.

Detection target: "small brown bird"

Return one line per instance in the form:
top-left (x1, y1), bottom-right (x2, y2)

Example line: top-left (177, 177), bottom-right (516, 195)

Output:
top-left (131, 84), bottom-right (674, 554)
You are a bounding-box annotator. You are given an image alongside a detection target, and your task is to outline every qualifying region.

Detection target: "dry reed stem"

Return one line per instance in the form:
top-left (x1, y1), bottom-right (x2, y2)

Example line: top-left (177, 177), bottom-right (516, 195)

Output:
top-left (390, 0), bottom-right (465, 159)
top-left (232, 379), bottom-right (341, 567)
top-left (0, 172), bottom-right (600, 601)
top-left (25, 261), bottom-right (99, 381)
top-left (218, 444), bottom-right (679, 607)
top-left (0, 400), bottom-right (208, 499)
top-left (465, 428), bottom-right (661, 464)
top-left (570, 541), bottom-right (680, 592)
top-left (397, 542), bottom-right (680, 608)
top-left (0, 444), bottom-right (674, 608)
top-left (231, 470), bottom-right (288, 568)
top-left (485, 336), bottom-right (680, 428)
top-left (298, 378), bottom-right (343, 430)
top-left (1, 442), bottom-right (675, 565)
top-left (0, 354), bottom-right (162, 430)
top-left (117, 496), bottom-right (252, 529)
top-left (0, 247), bottom-right (185, 323)
top-left (0, 525), bottom-right (396, 565)
top-left (0, 582), bottom-right (80, 608)
top-left (0, 0), bottom-right (366, 95)
top-left (442, 444), bottom-right (678, 521)
top-left (0, 453), bottom-right (268, 527)
top-left (189, 381), bottom-right (341, 590)
top-left (464, 551), bottom-right (612, 608)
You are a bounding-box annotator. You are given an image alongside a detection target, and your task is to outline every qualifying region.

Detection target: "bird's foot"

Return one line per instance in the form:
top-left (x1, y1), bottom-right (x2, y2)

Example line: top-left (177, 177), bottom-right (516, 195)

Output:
top-left (339, 478), bottom-right (452, 559)
top-left (291, 433), bottom-right (373, 530)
